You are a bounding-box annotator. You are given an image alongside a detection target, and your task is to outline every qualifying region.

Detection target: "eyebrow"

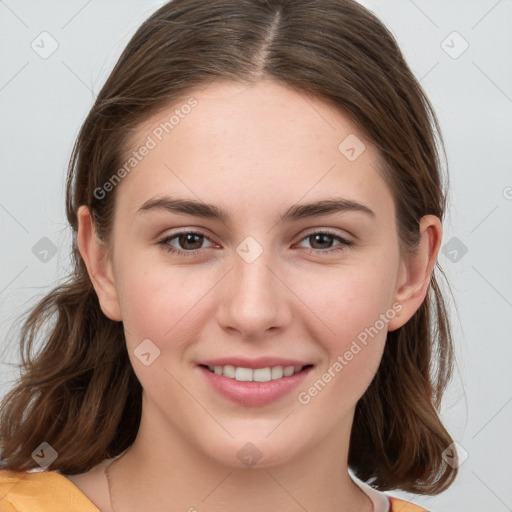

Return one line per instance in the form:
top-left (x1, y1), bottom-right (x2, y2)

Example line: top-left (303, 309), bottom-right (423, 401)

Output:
top-left (137, 196), bottom-right (375, 223)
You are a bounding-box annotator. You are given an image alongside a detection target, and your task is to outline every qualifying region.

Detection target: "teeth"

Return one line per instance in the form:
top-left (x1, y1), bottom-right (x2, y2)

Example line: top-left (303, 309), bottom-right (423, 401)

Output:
top-left (223, 365), bottom-right (235, 378)
top-left (283, 366), bottom-right (295, 377)
top-left (206, 364), bottom-right (304, 382)
top-left (271, 366), bottom-right (283, 380)
top-left (235, 367), bottom-right (253, 382)
top-left (253, 368), bottom-right (272, 382)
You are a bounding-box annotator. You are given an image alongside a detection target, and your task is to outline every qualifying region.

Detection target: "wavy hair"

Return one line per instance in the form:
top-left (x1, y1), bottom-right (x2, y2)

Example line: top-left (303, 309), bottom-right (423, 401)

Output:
top-left (0, 0), bottom-right (457, 493)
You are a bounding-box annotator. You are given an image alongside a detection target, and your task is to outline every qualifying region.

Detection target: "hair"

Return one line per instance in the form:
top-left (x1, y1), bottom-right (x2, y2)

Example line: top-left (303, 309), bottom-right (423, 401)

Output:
top-left (0, 0), bottom-right (457, 494)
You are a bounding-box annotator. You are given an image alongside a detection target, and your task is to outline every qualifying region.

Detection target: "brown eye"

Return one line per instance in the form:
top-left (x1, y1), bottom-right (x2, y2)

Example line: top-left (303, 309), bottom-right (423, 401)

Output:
top-left (308, 233), bottom-right (336, 250)
top-left (176, 233), bottom-right (204, 250)
top-left (296, 231), bottom-right (353, 254)
top-left (158, 231), bottom-right (215, 256)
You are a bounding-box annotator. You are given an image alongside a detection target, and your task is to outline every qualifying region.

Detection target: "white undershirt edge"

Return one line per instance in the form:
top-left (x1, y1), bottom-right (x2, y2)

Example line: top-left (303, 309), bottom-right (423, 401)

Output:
top-left (350, 473), bottom-right (391, 512)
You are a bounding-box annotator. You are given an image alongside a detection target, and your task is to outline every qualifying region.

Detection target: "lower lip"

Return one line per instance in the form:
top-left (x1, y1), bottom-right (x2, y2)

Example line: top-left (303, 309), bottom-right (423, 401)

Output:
top-left (198, 365), bottom-right (312, 406)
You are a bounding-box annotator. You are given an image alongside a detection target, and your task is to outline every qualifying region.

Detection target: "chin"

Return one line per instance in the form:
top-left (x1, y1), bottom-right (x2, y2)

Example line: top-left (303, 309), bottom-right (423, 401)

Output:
top-left (199, 434), bottom-right (303, 470)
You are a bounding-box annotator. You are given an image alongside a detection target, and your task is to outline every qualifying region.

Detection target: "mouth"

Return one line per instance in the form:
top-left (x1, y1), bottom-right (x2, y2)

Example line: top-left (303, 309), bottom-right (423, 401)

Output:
top-left (199, 363), bottom-right (313, 382)
top-left (197, 361), bottom-right (314, 406)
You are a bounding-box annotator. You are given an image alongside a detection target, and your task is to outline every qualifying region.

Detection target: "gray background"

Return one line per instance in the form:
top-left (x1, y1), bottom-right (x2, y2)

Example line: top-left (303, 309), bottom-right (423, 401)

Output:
top-left (1, 1), bottom-right (511, 510)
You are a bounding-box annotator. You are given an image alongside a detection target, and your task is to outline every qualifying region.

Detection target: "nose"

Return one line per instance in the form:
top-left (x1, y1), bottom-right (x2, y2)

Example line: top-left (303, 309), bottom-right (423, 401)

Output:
top-left (216, 251), bottom-right (293, 340)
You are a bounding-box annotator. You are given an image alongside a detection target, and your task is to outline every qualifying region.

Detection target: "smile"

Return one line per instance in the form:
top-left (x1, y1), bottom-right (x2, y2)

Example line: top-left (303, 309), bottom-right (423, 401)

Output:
top-left (204, 364), bottom-right (309, 382)
top-left (198, 361), bottom-right (314, 406)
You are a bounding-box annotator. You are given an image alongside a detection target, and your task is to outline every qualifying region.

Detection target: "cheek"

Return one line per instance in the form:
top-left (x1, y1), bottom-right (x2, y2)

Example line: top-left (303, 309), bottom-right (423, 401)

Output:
top-left (114, 250), bottom-right (221, 355)
top-left (113, 258), bottom-right (215, 400)
top-left (296, 262), bottom-right (396, 402)
top-left (299, 259), bottom-right (398, 340)
top-left (297, 294), bottom-right (389, 417)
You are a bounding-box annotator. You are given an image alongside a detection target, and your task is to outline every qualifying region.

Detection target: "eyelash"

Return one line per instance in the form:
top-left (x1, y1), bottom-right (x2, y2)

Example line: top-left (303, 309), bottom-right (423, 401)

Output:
top-left (157, 230), bottom-right (354, 257)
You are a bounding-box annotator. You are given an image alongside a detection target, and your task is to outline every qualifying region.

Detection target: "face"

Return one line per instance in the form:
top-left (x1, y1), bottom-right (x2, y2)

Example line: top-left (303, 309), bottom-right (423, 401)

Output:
top-left (99, 79), bottom-right (408, 467)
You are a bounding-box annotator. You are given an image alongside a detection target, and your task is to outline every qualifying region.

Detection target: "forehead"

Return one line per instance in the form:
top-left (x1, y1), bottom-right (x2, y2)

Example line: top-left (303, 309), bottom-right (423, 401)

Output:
top-left (115, 79), bottom-right (393, 222)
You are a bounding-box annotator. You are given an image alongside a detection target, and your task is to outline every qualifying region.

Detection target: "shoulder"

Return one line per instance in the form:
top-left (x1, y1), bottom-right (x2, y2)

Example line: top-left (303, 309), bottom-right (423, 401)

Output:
top-left (388, 496), bottom-right (430, 511)
top-left (0, 469), bottom-right (99, 512)
top-left (350, 474), bottom-right (431, 512)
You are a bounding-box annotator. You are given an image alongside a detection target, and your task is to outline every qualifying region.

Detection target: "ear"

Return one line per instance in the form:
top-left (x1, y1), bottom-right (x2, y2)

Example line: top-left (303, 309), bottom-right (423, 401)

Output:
top-left (387, 215), bottom-right (442, 331)
top-left (76, 205), bottom-right (122, 321)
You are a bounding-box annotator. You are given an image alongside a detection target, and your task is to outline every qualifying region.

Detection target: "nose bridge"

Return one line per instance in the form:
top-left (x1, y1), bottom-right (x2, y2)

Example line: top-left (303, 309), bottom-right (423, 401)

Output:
top-left (218, 242), bottom-right (291, 337)
top-left (236, 251), bottom-right (275, 301)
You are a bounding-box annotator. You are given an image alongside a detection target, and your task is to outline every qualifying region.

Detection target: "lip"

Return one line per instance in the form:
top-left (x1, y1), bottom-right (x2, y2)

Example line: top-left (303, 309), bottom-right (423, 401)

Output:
top-left (199, 357), bottom-right (310, 369)
top-left (198, 363), bottom-right (313, 406)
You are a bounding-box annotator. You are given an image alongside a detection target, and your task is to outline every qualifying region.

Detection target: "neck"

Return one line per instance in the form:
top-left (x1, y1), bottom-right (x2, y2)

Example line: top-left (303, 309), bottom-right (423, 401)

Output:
top-left (106, 400), bottom-right (372, 512)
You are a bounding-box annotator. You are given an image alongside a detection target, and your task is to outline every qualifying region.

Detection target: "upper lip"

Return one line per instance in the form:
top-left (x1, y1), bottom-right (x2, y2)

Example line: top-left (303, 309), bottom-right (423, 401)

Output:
top-left (199, 357), bottom-right (313, 369)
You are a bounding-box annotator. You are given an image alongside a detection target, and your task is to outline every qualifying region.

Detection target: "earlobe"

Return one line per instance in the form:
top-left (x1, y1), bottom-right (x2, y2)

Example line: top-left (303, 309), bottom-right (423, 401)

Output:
top-left (387, 215), bottom-right (442, 331)
top-left (76, 205), bottom-right (122, 322)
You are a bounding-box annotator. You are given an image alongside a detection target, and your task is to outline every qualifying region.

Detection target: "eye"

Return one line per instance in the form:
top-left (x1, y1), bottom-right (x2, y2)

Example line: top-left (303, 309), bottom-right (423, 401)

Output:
top-left (295, 231), bottom-right (353, 254)
top-left (157, 231), bottom-right (216, 256)
top-left (157, 229), bottom-right (353, 257)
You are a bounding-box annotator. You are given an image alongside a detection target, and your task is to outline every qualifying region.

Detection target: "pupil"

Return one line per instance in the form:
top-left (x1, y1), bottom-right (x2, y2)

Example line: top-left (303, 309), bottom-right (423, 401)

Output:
top-left (312, 234), bottom-right (332, 249)
top-left (180, 233), bottom-right (203, 250)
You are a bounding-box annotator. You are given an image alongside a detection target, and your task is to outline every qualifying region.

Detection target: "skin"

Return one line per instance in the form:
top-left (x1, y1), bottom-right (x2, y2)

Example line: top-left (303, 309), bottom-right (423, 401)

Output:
top-left (70, 79), bottom-right (442, 512)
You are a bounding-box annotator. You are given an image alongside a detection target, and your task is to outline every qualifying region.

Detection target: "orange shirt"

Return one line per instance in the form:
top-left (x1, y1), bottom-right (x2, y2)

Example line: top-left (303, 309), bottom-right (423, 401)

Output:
top-left (0, 469), bottom-right (428, 512)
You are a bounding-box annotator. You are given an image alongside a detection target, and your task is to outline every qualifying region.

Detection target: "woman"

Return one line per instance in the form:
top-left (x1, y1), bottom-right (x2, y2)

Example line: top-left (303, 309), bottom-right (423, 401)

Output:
top-left (0, 1), bottom-right (458, 510)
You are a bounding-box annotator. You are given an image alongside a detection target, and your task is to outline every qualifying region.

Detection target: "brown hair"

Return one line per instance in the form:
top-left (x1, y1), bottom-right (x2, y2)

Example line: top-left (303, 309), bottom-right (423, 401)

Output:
top-left (0, 0), bottom-right (457, 493)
